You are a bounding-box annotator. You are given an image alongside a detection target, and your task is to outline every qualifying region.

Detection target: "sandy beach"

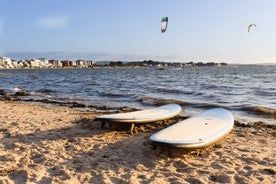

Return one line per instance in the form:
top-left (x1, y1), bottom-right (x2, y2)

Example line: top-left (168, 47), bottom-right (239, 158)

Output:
top-left (0, 100), bottom-right (275, 184)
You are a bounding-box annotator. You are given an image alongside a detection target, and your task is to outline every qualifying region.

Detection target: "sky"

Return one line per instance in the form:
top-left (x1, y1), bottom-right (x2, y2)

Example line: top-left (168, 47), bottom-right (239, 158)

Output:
top-left (0, 0), bottom-right (276, 64)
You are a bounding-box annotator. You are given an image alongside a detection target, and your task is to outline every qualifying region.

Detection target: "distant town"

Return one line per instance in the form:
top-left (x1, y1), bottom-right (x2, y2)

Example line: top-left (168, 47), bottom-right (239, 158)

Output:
top-left (0, 56), bottom-right (227, 69)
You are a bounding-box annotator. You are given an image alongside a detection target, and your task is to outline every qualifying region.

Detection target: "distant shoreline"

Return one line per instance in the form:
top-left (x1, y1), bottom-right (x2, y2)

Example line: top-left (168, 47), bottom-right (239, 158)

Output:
top-left (1, 56), bottom-right (228, 69)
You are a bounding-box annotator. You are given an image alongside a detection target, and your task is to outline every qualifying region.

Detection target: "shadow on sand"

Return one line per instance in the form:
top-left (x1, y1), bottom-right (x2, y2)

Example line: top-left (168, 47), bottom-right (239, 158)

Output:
top-left (0, 115), bottom-right (205, 183)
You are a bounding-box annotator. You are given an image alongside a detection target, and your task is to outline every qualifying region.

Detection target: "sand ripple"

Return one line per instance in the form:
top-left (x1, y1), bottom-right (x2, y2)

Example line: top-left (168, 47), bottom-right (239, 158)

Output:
top-left (0, 101), bottom-right (275, 183)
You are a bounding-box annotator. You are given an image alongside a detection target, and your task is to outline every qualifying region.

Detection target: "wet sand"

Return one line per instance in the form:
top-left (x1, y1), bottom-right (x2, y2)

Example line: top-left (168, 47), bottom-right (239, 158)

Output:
top-left (0, 100), bottom-right (275, 184)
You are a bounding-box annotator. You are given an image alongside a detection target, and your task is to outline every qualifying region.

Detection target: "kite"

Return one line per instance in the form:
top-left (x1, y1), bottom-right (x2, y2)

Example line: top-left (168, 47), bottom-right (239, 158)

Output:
top-left (161, 17), bottom-right (168, 33)
top-left (248, 24), bottom-right (256, 32)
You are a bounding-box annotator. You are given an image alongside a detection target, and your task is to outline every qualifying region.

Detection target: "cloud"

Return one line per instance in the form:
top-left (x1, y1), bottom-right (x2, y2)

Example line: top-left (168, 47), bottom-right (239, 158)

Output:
top-left (35, 16), bottom-right (69, 29)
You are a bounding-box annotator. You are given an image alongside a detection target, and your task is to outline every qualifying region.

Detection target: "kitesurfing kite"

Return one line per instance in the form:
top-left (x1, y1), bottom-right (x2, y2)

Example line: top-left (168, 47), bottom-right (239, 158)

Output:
top-left (161, 17), bottom-right (168, 33)
top-left (248, 24), bottom-right (256, 32)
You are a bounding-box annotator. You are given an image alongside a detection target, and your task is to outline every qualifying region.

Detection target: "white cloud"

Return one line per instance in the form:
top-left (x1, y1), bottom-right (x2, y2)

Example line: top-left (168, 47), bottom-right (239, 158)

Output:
top-left (36, 16), bottom-right (69, 29)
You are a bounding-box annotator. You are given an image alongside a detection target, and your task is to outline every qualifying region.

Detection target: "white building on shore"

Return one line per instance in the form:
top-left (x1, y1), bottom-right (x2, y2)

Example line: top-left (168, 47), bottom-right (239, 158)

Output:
top-left (0, 56), bottom-right (97, 68)
top-left (0, 57), bottom-right (13, 68)
top-left (30, 58), bottom-right (49, 68)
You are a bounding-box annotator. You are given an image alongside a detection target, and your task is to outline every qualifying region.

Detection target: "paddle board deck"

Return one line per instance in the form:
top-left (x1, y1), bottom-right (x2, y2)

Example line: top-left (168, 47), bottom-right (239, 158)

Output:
top-left (150, 108), bottom-right (234, 148)
top-left (95, 104), bottom-right (182, 123)
top-left (95, 104), bottom-right (182, 134)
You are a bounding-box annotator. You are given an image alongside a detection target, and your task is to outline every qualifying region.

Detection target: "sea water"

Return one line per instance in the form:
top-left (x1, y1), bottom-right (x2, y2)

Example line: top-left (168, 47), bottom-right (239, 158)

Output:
top-left (0, 65), bottom-right (275, 124)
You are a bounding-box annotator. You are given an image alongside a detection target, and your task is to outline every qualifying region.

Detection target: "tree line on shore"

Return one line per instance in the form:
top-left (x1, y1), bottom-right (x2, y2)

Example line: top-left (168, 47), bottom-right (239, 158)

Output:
top-left (107, 60), bottom-right (227, 68)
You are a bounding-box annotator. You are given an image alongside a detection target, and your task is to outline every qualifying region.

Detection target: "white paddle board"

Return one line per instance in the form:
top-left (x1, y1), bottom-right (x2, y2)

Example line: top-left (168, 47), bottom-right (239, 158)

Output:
top-left (95, 104), bottom-right (182, 123)
top-left (150, 108), bottom-right (234, 148)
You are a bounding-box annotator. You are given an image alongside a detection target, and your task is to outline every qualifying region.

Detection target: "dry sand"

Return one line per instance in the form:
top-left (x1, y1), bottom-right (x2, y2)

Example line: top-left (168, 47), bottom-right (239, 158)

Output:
top-left (0, 100), bottom-right (275, 184)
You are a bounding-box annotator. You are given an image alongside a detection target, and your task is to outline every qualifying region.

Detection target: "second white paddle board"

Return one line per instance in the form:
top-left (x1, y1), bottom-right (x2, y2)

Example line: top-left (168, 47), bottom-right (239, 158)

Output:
top-left (150, 108), bottom-right (234, 148)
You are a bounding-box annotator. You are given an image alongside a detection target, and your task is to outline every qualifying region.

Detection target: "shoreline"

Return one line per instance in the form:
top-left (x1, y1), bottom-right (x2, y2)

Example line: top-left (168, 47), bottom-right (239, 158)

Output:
top-left (1, 88), bottom-right (275, 126)
top-left (0, 100), bottom-right (275, 183)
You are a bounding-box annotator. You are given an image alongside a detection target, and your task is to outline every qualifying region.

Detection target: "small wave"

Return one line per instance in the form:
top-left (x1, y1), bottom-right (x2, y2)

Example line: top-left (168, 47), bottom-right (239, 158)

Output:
top-left (137, 96), bottom-right (228, 110)
top-left (29, 88), bottom-right (59, 98)
top-left (30, 91), bottom-right (54, 98)
top-left (253, 90), bottom-right (276, 97)
top-left (154, 87), bottom-right (193, 95)
top-left (137, 96), bottom-right (189, 106)
top-left (192, 103), bottom-right (225, 109)
top-left (101, 92), bottom-right (126, 98)
top-left (36, 88), bottom-right (57, 94)
top-left (200, 83), bottom-right (219, 90)
top-left (243, 106), bottom-right (276, 118)
top-left (13, 87), bottom-right (23, 92)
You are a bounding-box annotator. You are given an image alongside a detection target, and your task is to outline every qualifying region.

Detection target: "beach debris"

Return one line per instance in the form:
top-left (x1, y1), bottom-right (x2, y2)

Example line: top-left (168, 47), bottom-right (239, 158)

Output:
top-left (248, 24), bottom-right (256, 32)
top-left (14, 91), bottom-right (29, 97)
top-left (161, 17), bottom-right (168, 33)
top-left (70, 102), bottom-right (86, 108)
top-left (0, 89), bottom-right (7, 96)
